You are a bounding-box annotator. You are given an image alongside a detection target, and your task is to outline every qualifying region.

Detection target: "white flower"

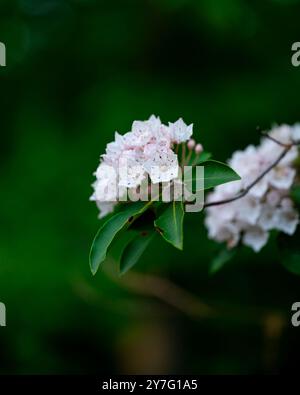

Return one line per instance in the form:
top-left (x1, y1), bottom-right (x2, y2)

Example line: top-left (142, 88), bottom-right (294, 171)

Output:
top-left (102, 132), bottom-right (124, 164)
top-left (214, 222), bottom-right (240, 248)
top-left (168, 118), bottom-right (193, 143)
top-left (143, 143), bottom-right (157, 158)
top-left (292, 124), bottom-right (300, 142)
top-left (259, 125), bottom-right (298, 165)
top-left (229, 145), bottom-right (257, 177)
top-left (281, 197), bottom-right (293, 209)
top-left (91, 115), bottom-right (195, 218)
top-left (129, 121), bottom-right (153, 147)
top-left (206, 194), bottom-right (237, 222)
top-left (275, 208), bottom-right (299, 235)
top-left (205, 124), bottom-right (299, 252)
top-left (92, 163), bottom-right (118, 202)
top-left (269, 166), bottom-right (296, 190)
top-left (95, 201), bottom-right (116, 219)
top-left (148, 115), bottom-right (167, 136)
top-left (235, 196), bottom-right (261, 225)
top-left (266, 190), bottom-right (281, 207)
top-left (118, 150), bottom-right (146, 188)
top-left (257, 204), bottom-right (279, 231)
top-left (144, 147), bottom-right (179, 183)
top-left (243, 227), bottom-right (269, 253)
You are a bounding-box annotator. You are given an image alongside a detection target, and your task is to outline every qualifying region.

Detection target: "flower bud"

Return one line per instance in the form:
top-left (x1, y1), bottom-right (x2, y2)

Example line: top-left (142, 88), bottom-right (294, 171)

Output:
top-left (187, 139), bottom-right (196, 150)
top-left (195, 143), bottom-right (203, 154)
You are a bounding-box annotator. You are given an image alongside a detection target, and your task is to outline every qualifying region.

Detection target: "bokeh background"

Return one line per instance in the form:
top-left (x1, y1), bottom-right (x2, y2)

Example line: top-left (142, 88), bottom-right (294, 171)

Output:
top-left (1, 0), bottom-right (300, 374)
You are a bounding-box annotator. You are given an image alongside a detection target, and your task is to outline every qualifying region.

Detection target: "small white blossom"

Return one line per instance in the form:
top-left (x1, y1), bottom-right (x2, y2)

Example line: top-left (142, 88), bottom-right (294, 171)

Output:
top-left (215, 223), bottom-right (240, 249)
top-left (102, 132), bottom-right (125, 164)
top-left (118, 150), bottom-right (146, 188)
top-left (266, 190), bottom-right (281, 207)
top-left (275, 208), bottom-right (299, 235)
top-left (268, 166), bottom-right (296, 190)
top-left (144, 147), bottom-right (178, 183)
top-left (92, 163), bottom-right (118, 202)
top-left (257, 204), bottom-right (279, 230)
top-left (129, 121), bottom-right (154, 147)
top-left (292, 124), bottom-right (300, 142)
top-left (281, 197), bottom-right (293, 209)
top-left (235, 196), bottom-right (261, 225)
top-left (205, 124), bottom-right (299, 252)
top-left (243, 227), bottom-right (269, 253)
top-left (259, 125), bottom-right (298, 166)
top-left (95, 201), bottom-right (116, 219)
top-left (168, 118), bottom-right (193, 144)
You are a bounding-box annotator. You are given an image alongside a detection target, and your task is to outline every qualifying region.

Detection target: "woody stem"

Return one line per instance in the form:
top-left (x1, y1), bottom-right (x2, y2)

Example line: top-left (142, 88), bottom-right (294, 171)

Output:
top-left (203, 135), bottom-right (299, 209)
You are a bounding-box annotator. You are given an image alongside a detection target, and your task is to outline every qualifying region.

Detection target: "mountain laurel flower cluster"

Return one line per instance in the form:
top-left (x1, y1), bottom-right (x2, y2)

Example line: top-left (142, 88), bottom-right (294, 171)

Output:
top-left (205, 125), bottom-right (300, 252)
top-left (90, 115), bottom-right (195, 218)
top-left (89, 115), bottom-right (245, 275)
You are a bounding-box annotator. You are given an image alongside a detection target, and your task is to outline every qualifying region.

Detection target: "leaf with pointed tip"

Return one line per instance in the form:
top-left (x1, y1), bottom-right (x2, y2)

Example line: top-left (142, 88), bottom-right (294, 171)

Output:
top-left (281, 252), bottom-right (300, 275)
top-left (202, 160), bottom-right (241, 189)
top-left (154, 201), bottom-right (184, 250)
top-left (89, 201), bottom-right (153, 275)
top-left (120, 230), bottom-right (156, 275)
top-left (107, 230), bottom-right (139, 264)
top-left (210, 248), bottom-right (236, 275)
top-left (185, 160), bottom-right (240, 192)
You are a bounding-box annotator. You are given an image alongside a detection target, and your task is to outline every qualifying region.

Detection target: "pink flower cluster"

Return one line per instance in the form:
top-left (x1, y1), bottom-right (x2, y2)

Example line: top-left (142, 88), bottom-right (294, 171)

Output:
top-left (205, 125), bottom-right (300, 252)
top-left (90, 115), bottom-right (193, 218)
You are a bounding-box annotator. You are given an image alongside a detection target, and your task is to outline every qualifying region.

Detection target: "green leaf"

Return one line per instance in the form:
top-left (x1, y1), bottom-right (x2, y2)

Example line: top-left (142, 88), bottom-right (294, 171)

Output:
top-left (107, 230), bottom-right (139, 264)
top-left (193, 151), bottom-right (212, 165)
top-left (185, 151), bottom-right (212, 166)
top-left (120, 230), bottom-right (156, 275)
top-left (89, 201), bottom-right (153, 275)
top-left (281, 252), bottom-right (300, 275)
top-left (185, 160), bottom-right (240, 191)
top-left (154, 201), bottom-right (184, 250)
top-left (210, 248), bottom-right (236, 275)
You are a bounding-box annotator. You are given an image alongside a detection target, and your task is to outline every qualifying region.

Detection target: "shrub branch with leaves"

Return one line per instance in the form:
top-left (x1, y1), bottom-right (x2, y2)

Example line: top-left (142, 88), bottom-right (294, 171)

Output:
top-left (89, 117), bottom-right (300, 276)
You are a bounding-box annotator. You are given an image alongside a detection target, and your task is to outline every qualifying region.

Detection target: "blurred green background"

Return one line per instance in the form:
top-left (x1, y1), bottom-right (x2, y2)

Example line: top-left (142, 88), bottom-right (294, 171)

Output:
top-left (1, 0), bottom-right (300, 374)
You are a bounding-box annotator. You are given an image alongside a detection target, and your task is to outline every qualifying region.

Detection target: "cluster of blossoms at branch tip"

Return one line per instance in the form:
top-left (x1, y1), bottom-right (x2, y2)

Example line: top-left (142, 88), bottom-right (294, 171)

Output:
top-left (205, 124), bottom-right (300, 252)
top-left (90, 115), bottom-right (201, 218)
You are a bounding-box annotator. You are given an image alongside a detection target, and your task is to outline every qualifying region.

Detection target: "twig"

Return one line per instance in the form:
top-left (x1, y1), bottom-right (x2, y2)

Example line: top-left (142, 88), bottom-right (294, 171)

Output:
top-left (204, 133), bottom-right (299, 209)
top-left (204, 146), bottom-right (291, 208)
top-left (117, 271), bottom-right (214, 318)
top-left (185, 149), bottom-right (193, 166)
top-left (260, 131), bottom-right (291, 148)
top-left (181, 143), bottom-right (186, 168)
top-left (102, 267), bottom-right (287, 327)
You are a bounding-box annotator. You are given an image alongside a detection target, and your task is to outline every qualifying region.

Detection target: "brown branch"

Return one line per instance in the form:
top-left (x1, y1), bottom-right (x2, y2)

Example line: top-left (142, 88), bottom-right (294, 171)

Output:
top-left (118, 271), bottom-right (214, 318)
top-left (260, 131), bottom-right (291, 148)
top-left (204, 134), bottom-right (299, 209)
top-left (102, 267), bottom-right (287, 327)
